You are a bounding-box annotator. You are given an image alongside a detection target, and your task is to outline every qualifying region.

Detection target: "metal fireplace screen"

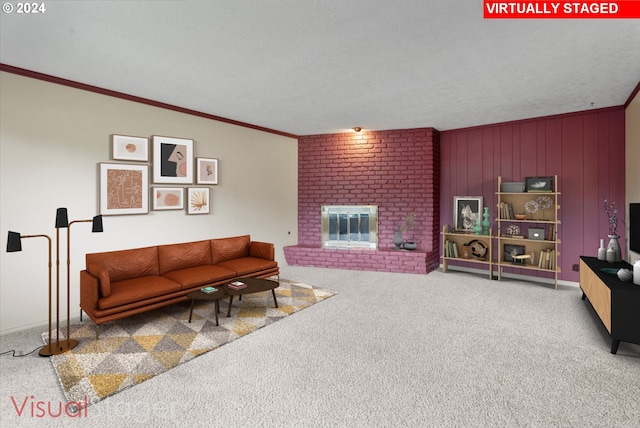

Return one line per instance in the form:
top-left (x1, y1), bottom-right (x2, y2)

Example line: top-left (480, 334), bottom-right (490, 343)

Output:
top-left (321, 205), bottom-right (378, 249)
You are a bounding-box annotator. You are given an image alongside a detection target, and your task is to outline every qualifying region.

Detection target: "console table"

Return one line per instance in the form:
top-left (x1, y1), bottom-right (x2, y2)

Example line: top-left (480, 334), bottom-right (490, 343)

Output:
top-left (579, 256), bottom-right (640, 354)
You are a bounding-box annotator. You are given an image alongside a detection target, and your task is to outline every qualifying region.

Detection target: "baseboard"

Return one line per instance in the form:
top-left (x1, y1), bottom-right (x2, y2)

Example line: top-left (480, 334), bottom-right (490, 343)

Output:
top-left (439, 263), bottom-right (579, 288)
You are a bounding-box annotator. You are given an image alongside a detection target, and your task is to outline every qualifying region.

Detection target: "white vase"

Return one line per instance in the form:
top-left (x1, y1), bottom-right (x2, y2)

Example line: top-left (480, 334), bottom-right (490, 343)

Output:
top-left (607, 235), bottom-right (621, 262)
top-left (597, 239), bottom-right (607, 261)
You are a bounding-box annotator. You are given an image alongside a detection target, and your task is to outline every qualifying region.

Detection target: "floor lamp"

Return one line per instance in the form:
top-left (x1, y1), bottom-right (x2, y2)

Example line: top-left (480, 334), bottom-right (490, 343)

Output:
top-left (6, 231), bottom-right (57, 357)
top-left (66, 214), bottom-right (103, 349)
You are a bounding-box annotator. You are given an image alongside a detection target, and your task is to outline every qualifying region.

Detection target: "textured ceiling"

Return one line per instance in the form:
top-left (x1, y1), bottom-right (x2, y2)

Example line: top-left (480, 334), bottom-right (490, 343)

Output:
top-left (1, 1), bottom-right (639, 136)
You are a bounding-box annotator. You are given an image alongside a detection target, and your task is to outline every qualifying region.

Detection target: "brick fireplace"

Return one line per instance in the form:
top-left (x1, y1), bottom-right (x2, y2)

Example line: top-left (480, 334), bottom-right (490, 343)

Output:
top-left (284, 127), bottom-right (440, 274)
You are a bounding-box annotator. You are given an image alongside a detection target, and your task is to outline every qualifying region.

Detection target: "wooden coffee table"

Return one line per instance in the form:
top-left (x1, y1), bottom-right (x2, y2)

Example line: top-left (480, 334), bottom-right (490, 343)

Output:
top-left (224, 277), bottom-right (279, 317)
top-left (187, 287), bottom-right (226, 326)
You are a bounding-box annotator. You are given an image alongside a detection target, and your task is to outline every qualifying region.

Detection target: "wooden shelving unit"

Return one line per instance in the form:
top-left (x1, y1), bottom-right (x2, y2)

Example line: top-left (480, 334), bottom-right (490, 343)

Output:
top-left (441, 225), bottom-right (493, 279)
top-left (495, 175), bottom-right (561, 289)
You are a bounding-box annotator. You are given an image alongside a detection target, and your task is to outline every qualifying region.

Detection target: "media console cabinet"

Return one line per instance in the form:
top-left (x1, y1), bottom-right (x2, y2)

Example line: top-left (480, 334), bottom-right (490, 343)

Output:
top-left (579, 256), bottom-right (640, 354)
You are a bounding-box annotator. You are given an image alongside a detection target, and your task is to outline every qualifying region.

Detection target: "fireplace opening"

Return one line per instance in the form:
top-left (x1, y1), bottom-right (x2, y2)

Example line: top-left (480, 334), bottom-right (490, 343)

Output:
top-left (321, 205), bottom-right (378, 249)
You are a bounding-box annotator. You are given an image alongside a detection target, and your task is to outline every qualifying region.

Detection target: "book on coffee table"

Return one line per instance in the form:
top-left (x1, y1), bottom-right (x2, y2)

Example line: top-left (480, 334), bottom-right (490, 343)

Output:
top-left (201, 286), bottom-right (218, 294)
top-left (227, 281), bottom-right (247, 290)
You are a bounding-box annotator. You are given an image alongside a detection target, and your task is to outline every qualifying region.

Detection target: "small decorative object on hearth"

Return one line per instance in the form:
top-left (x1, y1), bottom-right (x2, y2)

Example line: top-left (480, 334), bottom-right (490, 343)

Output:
top-left (597, 239), bottom-right (607, 261)
top-left (393, 231), bottom-right (404, 249)
top-left (603, 198), bottom-right (621, 262)
top-left (402, 241), bottom-right (417, 250)
top-left (394, 213), bottom-right (415, 249)
top-left (634, 260), bottom-right (640, 286)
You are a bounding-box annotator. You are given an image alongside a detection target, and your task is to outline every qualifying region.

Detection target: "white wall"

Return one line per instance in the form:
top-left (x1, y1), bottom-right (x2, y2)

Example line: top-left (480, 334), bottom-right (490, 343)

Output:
top-left (626, 88), bottom-right (640, 264)
top-left (0, 72), bottom-right (298, 334)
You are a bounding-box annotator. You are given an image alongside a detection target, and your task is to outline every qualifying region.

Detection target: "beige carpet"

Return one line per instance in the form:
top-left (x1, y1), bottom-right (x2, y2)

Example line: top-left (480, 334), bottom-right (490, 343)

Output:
top-left (44, 280), bottom-right (336, 411)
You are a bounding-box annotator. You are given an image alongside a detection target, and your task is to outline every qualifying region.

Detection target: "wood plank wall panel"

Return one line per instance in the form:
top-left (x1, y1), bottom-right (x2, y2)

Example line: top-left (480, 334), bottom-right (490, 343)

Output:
top-left (441, 107), bottom-right (626, 283)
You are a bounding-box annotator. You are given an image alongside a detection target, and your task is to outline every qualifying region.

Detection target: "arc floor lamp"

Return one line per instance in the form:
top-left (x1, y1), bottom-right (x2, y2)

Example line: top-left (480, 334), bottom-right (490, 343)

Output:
top-left (6, 208), bottom-right (103, 357)
top-left (6, 231), bottom-right (59, 356)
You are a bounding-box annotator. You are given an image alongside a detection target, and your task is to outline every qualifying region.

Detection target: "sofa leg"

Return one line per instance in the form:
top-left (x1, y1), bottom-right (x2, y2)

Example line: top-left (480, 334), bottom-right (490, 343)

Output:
top-left (80, 309), bottom-right (83, 322)
top-left (95, 325), bottom-right (99, 340)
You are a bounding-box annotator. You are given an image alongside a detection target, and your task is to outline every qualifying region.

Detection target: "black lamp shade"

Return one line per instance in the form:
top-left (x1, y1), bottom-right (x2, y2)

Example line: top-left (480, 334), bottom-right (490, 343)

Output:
top-left (92, 215), bottom-right (103, 233)
top-left (55, 208), bottom-right (69, 228)
top-left (6, 231), bottom-right (22, 252)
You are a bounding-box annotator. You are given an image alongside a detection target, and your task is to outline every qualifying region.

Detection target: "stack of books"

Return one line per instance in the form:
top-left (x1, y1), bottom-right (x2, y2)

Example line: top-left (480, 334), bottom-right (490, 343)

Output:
top-left (201, 286), bottom-right (218, 294)
top-left (227, 281), bottom-right (247, 290)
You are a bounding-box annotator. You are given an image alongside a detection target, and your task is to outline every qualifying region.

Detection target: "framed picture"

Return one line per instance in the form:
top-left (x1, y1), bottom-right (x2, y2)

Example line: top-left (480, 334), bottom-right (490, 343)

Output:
top-left (453, 196), bottom-right (483, 231)
top-left (525, 176), bottom-right (553, 192)
top-left (187, 187), bottom-right (210, 215)
top-left (196, 157), bottom-right (219, 184)
top-left (152, 135), bottom-right (194, 184)
top-left (152, 187), bottom-right (184, 211)
top-left (111, 135), bottom-right (149, 162)
top-left (99, 163), bottom-right (149, 215)
top-left (504, 244), bottom-right (526, 263)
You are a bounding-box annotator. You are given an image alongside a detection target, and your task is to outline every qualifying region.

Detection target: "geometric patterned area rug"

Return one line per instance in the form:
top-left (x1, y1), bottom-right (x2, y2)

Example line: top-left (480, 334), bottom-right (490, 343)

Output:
top-left (44, 280), bottom-right (336, 411)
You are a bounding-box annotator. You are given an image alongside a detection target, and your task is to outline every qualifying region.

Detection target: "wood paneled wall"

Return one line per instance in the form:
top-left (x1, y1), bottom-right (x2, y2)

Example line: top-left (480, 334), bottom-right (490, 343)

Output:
top-left (441, 107), bottom-right (626, 282)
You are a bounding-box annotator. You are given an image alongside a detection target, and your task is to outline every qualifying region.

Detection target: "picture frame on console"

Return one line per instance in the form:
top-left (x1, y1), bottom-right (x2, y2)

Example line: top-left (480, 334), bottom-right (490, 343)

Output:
top-left (187, 187), bottom-right (210, 215)
top-left (111, 134), bottom-right (149, 162)
top-left (196, 157), bottom-right (219, 185)
top-left (99, 163), bottom-right (149, 215)
top-left (152, 187), bottom-right (184, 211)
top-left (453, 196), bottom-right (483, 231)
top-left (152, 135), bottom-right (194, 184)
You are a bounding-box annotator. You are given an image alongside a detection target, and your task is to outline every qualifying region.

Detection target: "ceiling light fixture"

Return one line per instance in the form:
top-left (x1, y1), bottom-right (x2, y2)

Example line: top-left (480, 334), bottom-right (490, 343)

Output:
top-left (353, 127), bottom-right (362, 133)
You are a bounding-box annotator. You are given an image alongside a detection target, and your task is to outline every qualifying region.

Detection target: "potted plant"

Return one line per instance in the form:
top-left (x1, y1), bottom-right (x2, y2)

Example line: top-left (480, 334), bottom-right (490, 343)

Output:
top-left (393, 213), bottom-right (416, 250)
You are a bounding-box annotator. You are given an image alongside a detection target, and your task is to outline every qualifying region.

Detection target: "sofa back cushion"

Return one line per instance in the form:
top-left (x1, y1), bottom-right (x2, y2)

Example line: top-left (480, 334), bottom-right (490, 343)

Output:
top-left (86, 246), bottom-right (159, 283)
top-left (211, 235), bottom-right (250, 264)
top-left (158, 240), bottom-right (212, 274)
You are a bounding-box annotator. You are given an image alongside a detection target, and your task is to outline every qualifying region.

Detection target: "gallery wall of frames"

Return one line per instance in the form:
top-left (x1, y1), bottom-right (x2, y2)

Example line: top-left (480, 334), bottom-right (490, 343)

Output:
top-left (102, 134), bottom-right (220, 215)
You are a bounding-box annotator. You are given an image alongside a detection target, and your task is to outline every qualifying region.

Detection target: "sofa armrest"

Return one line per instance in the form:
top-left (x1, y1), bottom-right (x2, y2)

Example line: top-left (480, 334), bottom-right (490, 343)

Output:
top-left (80, 270), bottom-right (100, 312)
top-left (250, 241), bottom-right (275, 261)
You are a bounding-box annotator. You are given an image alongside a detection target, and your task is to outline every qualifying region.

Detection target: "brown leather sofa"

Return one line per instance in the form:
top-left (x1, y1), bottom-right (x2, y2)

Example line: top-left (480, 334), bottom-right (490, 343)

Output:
top-left (80, 235), bottom-right (278, 334)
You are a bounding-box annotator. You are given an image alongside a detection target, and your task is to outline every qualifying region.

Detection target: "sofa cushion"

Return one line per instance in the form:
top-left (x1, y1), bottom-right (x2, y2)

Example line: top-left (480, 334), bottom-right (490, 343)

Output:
top-left (211, 235), bottom-right (251, 264)
top-left (98, 276), bottom-right (181, 310)
top-left (216, 257), bottom-right (278, 276)
top-left (86, 246), bottom-right (159, 282)
top-left (87, 263), bottom-right (111, 297)
top-left (163, 265), bottom-right (236, 289)
top-left (158, 240), bottom-right (212, 275)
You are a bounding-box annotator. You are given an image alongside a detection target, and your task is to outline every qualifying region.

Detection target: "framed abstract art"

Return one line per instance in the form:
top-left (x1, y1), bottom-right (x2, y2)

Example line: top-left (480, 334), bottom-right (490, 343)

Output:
top-left (152, 135), bottom-right (194, 184)
top-left (152, 187), bottom-right (184, 211)
top-left (196, 157), bottom-right (219, 185)
top-left (111, 134), bottom-right (149, 162)
top-left (187, 187), bottom-right (210, 215)
top-left (99, 163), bottom-right (149, 215)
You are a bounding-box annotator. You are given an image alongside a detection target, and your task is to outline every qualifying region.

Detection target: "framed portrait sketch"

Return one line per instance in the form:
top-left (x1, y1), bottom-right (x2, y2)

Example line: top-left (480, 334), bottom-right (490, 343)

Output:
top-left (111, 134), bottom-right (149, 162)
top-left (152, 135), bottom-right (194, 184)
top-left (196, 158), bottom-right (219, 184)
top-left (99, 163), bottom-right (149, 215)
top-left (187, 187), bottom-right (210, 215)
top-left (453, 196), bottom-right (483, 231)
top-left (152, 187), bottom-right (184, 211)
